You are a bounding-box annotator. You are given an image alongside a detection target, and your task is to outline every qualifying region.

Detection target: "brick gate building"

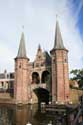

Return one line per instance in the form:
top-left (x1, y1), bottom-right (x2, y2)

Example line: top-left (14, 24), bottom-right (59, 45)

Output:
top-left (0, 20), bottom-right (70, 104)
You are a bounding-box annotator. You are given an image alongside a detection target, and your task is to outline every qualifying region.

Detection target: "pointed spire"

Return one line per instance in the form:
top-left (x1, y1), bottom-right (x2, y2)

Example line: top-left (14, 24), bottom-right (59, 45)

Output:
top-left (54, 18), bottom-right (65, 49)
top-left (17, 32), bottom-right (27, 58)
top-left (38, 44), bottom-right (41, 51)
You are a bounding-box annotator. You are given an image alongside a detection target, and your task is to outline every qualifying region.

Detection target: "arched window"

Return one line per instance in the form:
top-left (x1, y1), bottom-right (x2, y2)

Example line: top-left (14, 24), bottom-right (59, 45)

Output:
top-left (32, 72), bottom-right (40, 84)
top-left (41, 71), bottom-right (50, 83)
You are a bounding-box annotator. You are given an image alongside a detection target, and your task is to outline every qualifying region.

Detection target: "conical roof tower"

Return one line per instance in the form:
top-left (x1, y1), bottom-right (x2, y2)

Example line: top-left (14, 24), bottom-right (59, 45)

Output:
top-left (51, 19), bottom-right (66, 52)
top-left (14, 32), bottom-right (29, 104)
top-left (17, 32), bottom-right (27, 58)
top-left (50, 19), bottom-right (69, 103)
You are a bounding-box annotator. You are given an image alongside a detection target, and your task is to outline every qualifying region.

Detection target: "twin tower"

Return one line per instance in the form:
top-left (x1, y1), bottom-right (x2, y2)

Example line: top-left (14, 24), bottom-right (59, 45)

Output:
top-left (14, 20), bottom-right (70, 104)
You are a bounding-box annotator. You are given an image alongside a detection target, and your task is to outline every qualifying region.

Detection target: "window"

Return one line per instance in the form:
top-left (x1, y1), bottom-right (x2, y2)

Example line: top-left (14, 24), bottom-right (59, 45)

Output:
top-left (38, 56), bottom-right (41, 59)
top-left (19, 63), bottom-right (21, 68)
top-left (1, 82), bottom-right (4, 86)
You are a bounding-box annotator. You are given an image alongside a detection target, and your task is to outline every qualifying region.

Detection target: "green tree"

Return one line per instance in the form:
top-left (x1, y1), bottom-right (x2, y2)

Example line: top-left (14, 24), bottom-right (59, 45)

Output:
top-left (70, 69), bottom-right (83, 89)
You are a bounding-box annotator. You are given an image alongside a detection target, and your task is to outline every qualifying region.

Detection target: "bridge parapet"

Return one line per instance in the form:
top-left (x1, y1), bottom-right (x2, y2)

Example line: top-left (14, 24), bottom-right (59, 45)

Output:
top-left (31, 83), bottom-right (46, 90)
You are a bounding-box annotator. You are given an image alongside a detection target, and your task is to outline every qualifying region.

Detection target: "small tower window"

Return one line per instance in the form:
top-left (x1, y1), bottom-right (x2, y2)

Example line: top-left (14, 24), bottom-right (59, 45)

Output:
top-left (65, 59), bottom-right (66, 62)
top-left (64, 58), bottom-right (67, 62)
top-left (19, 63), bottom-right (21, 68)
top-left (1, 82), bottom-right (4, 86)
top-left (38, 56), bottom-right (41, 59)
top-left (53, 59), bottom-right (55, 63)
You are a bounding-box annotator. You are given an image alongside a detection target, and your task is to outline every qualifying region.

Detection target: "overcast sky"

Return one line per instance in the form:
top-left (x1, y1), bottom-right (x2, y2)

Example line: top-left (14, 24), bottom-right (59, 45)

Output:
top-left (0, 0), bottom-right (83, 73)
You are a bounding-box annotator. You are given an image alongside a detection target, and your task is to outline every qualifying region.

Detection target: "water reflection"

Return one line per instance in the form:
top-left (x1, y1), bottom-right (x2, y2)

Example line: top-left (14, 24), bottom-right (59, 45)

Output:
top-left (0, 104), bottom-right (67, 125)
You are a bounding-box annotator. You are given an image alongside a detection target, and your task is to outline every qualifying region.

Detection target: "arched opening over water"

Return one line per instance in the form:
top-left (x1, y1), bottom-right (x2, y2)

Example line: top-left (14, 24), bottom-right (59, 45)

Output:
top-left (33, 87), bottom-right (49, 104)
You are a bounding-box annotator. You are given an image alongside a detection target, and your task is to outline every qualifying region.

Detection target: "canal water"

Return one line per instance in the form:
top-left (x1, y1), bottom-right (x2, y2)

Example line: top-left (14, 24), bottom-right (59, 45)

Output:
top-left (0, 104), bottom-right (67, 125)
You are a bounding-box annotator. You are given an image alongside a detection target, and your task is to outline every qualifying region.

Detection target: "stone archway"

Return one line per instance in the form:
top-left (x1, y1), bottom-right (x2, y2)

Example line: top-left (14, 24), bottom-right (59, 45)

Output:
top-left (33, 88), bottom-right (49, 104)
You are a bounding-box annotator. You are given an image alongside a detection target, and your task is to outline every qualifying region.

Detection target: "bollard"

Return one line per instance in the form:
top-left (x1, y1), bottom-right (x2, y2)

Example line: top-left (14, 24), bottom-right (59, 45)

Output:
top-left (26, 122), bottom-right (32, 125)
top-left (48, 121), bottom-right (52, 125)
